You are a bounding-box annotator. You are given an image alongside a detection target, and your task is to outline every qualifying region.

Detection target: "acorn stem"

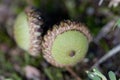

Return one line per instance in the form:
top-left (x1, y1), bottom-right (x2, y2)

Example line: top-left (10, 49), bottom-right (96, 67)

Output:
top-left (66, 67), bottom-right (82, 80)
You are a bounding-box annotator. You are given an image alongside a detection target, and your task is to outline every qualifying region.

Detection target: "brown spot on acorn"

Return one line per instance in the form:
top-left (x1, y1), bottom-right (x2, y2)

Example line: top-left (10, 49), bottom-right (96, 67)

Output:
top-left (69, 50), bottom-right (76, 57)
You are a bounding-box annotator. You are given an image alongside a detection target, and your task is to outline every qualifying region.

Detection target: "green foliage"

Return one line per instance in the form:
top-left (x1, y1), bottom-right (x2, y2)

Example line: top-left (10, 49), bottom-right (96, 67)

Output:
top-left (0, 30), bottom-right (13, 46)
top-left (11, 73), bottom-right (22, 80)
top-left (64, 0), bottom-right (77, 18)
top-left (113, 19), bottom-right (120, 30)
top-left (4, 79), bottom-right (13, 80)
top-left (44, 67), bottom-right (63, 80)
top-left (115, 19), bottom-right (120, 27)
top-left (4, 73), bottom-right (22, 80)
top-left (0, 51), bottom-right (13, 73)
top-left (87, 68), bottom-right (120, 80)
top-left (108, 71), bottom-right (117, 80)
top-left (24, 52), bottom-right (43, 66)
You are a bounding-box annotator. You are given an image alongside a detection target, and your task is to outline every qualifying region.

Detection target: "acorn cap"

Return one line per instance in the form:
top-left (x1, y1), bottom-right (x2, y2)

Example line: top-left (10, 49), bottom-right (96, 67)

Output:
top-left (42, 20), bottom-right (92, 67)
top-left (14, 6), bottom-right (43, 56)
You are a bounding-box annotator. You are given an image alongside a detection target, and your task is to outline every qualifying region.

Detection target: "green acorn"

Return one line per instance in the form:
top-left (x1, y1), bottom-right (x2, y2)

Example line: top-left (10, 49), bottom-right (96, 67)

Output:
top-left (14, 7), bottom-right (43, 56)
top-left (42, 20), bottom-right (92, 67)
top-left (14, 6), bottom-right (92, 67)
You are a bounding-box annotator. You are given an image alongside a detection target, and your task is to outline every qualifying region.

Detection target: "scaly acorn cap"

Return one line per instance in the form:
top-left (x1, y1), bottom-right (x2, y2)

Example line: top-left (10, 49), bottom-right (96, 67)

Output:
top-left (42, 20), bottom-right (92, 67)
top-left (14, 6), bottom-right (43, 56)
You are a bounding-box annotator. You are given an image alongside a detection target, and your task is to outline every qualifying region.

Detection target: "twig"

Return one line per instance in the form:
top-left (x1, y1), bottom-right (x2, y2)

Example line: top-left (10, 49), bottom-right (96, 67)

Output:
top-left (94, 19), bottom-right (116, 44)
top-left (66, 67), bottom-right (82, 80)
top-left (92, 44), bottom-right (120, 68)
top-left (99, 0), bottom-right (104, 6)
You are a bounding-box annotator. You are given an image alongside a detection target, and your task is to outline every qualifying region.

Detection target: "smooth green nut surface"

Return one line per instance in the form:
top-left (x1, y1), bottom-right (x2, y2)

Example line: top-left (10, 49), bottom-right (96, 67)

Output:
top-left (52, 30), bottom-right (88, 66)
top-left (14, 12), bottom-right (30, 51)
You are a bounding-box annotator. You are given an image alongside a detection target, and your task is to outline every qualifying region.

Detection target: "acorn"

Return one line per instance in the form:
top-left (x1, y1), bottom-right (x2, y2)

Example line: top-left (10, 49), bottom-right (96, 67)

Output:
top-left (42, 20), bottom-right (92, 67)
top-left (14, 6), bottom-right (92, 67)
top-left (14, 6), bottom-right (43, 56)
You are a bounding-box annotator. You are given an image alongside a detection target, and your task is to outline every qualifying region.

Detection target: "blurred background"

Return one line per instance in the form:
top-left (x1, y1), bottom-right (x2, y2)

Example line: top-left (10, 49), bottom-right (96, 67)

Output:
top-left (0, 0), bottom-right (120, 80)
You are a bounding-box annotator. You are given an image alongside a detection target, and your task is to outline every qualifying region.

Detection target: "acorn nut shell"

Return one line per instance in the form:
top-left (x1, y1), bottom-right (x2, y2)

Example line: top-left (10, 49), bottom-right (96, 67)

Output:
top-left (42, 20), bottom-right (92, 67)
top-left (14, 6), bottom-right (43, 56)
